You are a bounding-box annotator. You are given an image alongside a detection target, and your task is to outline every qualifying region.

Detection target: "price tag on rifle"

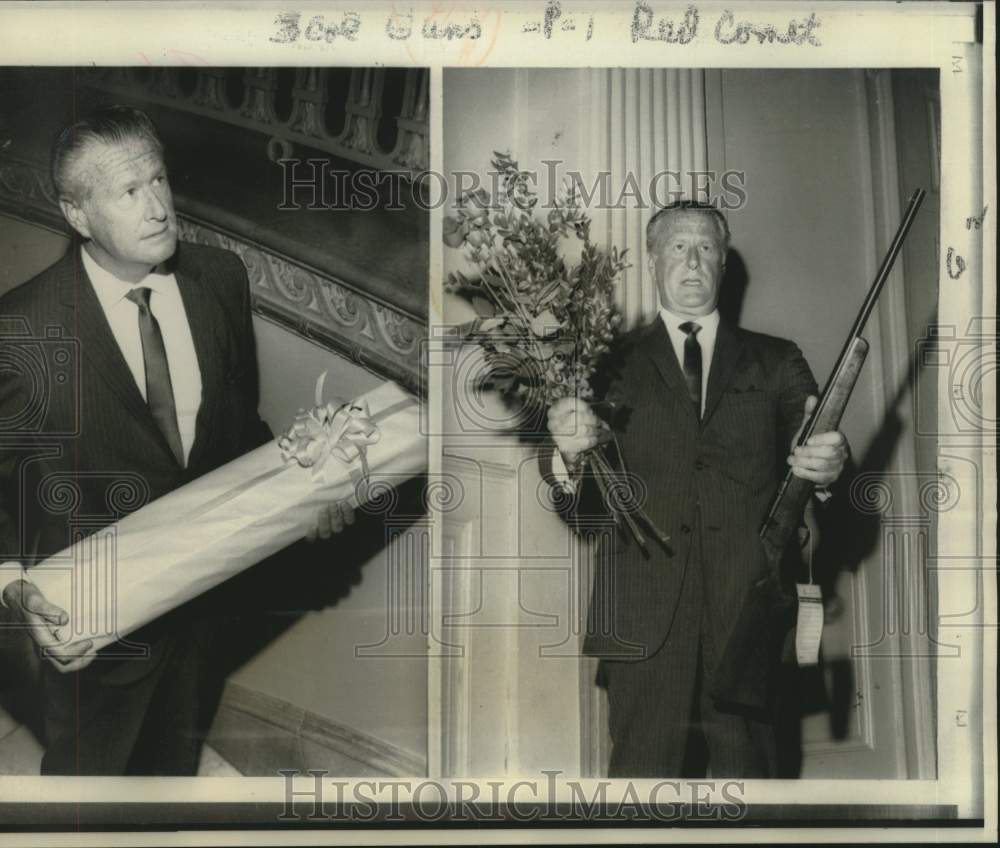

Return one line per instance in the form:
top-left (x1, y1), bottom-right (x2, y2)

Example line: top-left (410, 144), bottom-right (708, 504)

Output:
top-left (795, 583), bottom-right (823, 666)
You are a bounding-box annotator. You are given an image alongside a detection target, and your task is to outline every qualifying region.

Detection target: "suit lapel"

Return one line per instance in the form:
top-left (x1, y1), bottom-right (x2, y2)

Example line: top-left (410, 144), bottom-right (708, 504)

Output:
top-left (57, 249), bottom-right (165, 443)
top-left (636, 318), bottom-right (699, 423)
top-left (175, 258), bottom-right (223, 471)
top-left (703, 318), bottom-right (746, 425)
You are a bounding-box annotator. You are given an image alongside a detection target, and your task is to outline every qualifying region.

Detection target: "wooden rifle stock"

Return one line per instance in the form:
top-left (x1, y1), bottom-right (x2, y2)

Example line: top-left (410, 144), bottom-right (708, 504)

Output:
top-left (758, 188), bottom-right (927, 564)
top-left (759, 337), bottom-right (868, 562)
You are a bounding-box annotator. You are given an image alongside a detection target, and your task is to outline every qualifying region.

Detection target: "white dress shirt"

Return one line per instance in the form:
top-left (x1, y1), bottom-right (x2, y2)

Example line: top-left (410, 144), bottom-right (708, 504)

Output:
top-left (81, 247), bottom-right (202, 465)
top-left (2, 250), bottom-right (204, 602)
top-left (659, 307), bottom-right (720, 417)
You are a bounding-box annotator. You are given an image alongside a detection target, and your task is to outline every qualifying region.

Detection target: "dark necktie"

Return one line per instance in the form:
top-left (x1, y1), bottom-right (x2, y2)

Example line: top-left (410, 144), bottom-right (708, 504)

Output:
top-left (679, 321), bottom-right (702, 416)
top-left (126, 287), bottom-right (185, 466)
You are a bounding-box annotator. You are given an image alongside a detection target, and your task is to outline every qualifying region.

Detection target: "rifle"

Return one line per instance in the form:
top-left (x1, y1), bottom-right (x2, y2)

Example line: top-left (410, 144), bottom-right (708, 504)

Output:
top-left (710, 188), bottom-right (926, 710)
top-left (759, 187), bottom-right (926, 563)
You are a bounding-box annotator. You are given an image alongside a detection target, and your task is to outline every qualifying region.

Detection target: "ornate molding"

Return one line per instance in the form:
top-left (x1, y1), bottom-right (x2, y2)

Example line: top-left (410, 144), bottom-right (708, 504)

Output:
top-left (178, 218), bottom-right (423, 394)
top-left (0, 155), bottom-right (66, 234)
top-left (0, 154), bottom-right (424, 395)
top-left (78, 66), bottom-right (430, 177)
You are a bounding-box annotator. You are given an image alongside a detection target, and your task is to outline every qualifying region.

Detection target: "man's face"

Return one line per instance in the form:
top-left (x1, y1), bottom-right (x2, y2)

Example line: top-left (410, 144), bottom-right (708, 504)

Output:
top-left (647, 212), bottom-right (726, 317)
top-left (61, 137), bottom-right (177, 283)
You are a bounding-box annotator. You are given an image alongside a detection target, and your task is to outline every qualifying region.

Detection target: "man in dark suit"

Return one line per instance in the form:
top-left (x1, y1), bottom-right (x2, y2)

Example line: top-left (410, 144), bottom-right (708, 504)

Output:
top-left (548, 200), bottom-right (848, 778)
top-left (0, 105), bottom-right (351, 774)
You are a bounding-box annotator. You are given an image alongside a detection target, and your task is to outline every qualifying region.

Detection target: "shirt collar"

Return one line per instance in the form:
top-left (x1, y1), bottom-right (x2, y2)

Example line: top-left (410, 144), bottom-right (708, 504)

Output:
top-left (658, 307), bottom-right (720, 337)
top-left (80, 246), bottom-right (174, 312)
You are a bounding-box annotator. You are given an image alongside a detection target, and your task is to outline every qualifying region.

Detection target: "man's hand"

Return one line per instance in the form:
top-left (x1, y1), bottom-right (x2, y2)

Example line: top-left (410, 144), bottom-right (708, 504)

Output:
top-left (306, 500), bottom-right (356, 542)
top-left (547, 398), bottom-right (607, 465)
top-left (2, 580), bottom-right (95, 673)
top-left (788, 395), bottom-right (850, 486)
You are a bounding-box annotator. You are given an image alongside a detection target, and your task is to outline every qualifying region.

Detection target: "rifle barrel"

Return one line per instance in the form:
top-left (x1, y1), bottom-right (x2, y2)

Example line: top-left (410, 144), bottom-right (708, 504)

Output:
top-left (846, 188), bottom-right (927, 349)
top-left (798, 189), bottom-right (925, 447)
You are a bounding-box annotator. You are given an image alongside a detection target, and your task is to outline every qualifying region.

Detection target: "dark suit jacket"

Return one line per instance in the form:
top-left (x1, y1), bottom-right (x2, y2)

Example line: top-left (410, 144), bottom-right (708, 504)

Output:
top-left (0, 242), bottom-right (272, 683)
top-left (580, 317), bottom-right (816, 680)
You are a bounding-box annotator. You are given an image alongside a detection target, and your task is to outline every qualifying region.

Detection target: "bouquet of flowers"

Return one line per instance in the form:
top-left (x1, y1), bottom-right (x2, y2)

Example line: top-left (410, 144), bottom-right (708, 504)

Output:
top-left (443, 152), bottom-right (668, 551)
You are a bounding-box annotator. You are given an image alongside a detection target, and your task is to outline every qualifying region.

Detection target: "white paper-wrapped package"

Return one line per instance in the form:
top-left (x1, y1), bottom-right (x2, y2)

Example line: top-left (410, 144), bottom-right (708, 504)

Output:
top-left (29, 381), bottom-right (425, 653)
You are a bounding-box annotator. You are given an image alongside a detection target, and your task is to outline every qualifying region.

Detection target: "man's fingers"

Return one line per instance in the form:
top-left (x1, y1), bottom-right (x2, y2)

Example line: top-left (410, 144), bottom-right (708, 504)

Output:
top-left (805, 431), bottom-right (846, 447)
top-left (547, 398), bottom-right (581, 427)
top-left (45, 638), bottom-right (94, 661)
top-left (790, 421), bottom-right (848, 489)
top-left (35, 625), bottom-right (94, 670)
top-left (548, 399), bottom-right (598, 436)
top-left (792, 447), bottom-right (846, 477)
top-left (789, 454), bottom-right (838, 473)
top-left (308, 501), bottom-right (355, 542)
top-left (25, 615), bottom-right (61, 650)
top-left (26, 598), bottom-right (68, 626)
top-left (794, 443), bottom-right (845, 460)
top-left (551, 413), bottom-right (597, 436)
top-left (316, 505), bottom-right (333, 540)
top-left (45, 639), bottom-right (96, 673)
top-left (340, 501), bottom-right (356, 526)
top-left (23, 592), bottom-right (69, 626)
top-left (788, 452), bottom-right (840, 485)
top-left (21, 589), bottom-right (68, 626)
top-left (553, 417), bottom-right (603, 445)
top-left (548, 399), bottom-right (604, 462)
top-left (791, 395), bottom-right (819, 448)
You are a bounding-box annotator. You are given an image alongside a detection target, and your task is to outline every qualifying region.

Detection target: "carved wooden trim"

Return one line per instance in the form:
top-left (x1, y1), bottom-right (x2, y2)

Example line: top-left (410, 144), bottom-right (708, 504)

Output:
top-left (176, 216), bottom-right (424, 395)
top-left (0, 155), bottom-right (66, 234)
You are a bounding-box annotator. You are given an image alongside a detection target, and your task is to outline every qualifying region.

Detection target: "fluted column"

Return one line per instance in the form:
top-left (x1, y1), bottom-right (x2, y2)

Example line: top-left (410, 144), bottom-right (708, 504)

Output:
top-left (590, 69), bottom-right (708, 330)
